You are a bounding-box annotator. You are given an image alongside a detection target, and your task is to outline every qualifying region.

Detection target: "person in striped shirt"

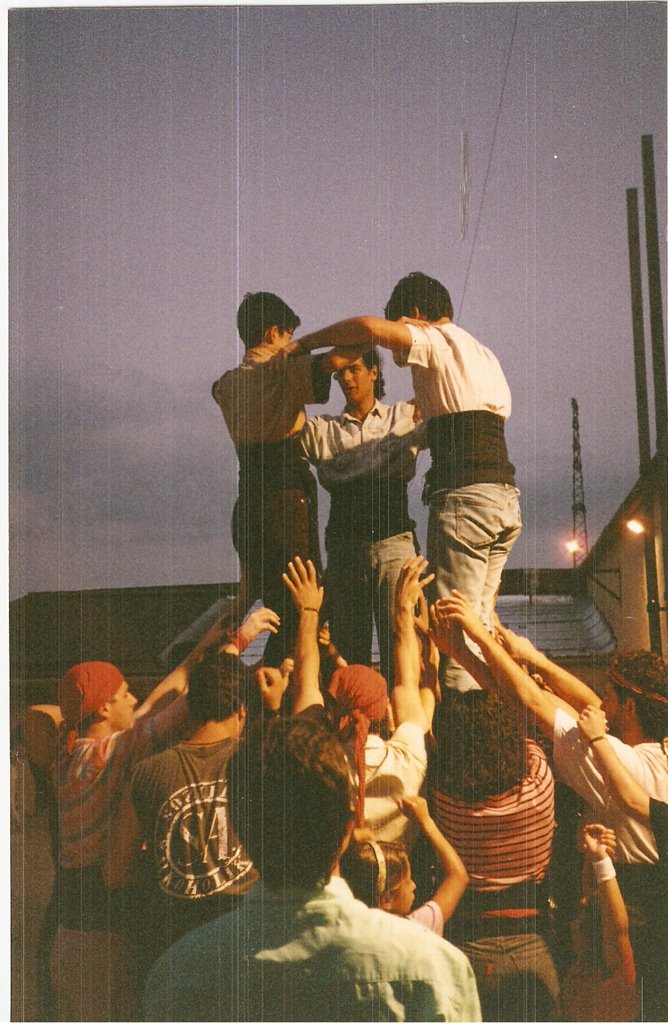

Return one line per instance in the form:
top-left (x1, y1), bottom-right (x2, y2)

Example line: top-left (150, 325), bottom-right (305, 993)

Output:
top-left (49, 605), bottom-right (274, 1022)
top-left (429, 688), bottom-right (559, 1021)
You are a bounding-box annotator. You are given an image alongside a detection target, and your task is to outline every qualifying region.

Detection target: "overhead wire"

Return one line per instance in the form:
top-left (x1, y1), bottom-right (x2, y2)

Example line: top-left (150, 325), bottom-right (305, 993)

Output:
top-left (458, 4), bottom-right (520, 319)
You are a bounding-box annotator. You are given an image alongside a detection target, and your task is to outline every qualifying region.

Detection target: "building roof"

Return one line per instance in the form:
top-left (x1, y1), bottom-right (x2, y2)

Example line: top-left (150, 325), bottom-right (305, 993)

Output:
top-left (495, 594), bottom-right (615, 661)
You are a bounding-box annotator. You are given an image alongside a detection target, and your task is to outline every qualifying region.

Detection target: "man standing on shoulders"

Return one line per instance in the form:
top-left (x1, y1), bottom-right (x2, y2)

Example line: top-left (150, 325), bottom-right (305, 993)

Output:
top-left (301, 347), bottom-right (421, 684)
top-left (293, 271), bottom-right (521, 691)
top-left (145, 715), bottom-right (481, 1022)
top-left (212, 291), bottom-right (354, 666)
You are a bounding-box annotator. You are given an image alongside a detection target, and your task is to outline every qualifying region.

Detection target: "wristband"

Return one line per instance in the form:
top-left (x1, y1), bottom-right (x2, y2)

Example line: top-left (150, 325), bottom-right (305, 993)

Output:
top-left (593, 855), bottom-right (616, 885)
top-left (228, 630), bottom-right (250, 654)
top-left (589, 735), bottom-right (606, 747)
top-left (300, 607), bottom-right (319, 614)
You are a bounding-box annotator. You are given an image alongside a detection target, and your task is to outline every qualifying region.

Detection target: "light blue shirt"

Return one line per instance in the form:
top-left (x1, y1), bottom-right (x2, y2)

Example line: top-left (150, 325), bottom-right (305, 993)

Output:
top-left (144, 875), bottom-right (481, 1021)
top-left (301, 399), bottom-right (423, 490)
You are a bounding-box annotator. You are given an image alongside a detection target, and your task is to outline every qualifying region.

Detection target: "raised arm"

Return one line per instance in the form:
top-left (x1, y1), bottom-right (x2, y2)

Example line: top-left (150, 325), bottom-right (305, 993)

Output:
top-left (582, 824), bottom-right (636, 984)
top-left (295, 317), bottom-right (413, 357)
top-left (495, 622), bottom-right (601, 713)
top-left (282, 558), bottom-right (325, 715)
top-left (431, 593), bottom-right (560, 737)
top-left (400, 795), bottom-right (468, 925)
top-left (578, 705), bottom-right (651, 820)
top-left (219, 606), bottom-right (281, 657)
top-left (392, 557), bottom-right (434, 732)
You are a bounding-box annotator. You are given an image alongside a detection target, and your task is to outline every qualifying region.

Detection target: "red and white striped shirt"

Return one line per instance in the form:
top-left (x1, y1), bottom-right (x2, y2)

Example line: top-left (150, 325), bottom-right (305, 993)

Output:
top-left (432, 739), bottom-right (554, 893)
top-left (56, 717), bottom-right (162, 869)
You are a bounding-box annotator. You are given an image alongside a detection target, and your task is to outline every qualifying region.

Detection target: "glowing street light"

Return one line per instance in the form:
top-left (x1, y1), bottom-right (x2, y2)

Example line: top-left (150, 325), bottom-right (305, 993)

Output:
top-left (626, 518), bottom-right (645, 535)
top-left (565, 539), bottom-right (580, 555)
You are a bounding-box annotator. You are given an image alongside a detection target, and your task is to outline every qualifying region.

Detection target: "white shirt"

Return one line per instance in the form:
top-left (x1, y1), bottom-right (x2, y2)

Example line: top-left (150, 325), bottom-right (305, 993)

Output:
top-left (361, 721), bottom-right (428, 843)
top-left (553, 708), bottom-right (668, 864)
top-left (301, 399), bottom-right (422, 490)
top-left (406, 322), bottom-right (512, 423)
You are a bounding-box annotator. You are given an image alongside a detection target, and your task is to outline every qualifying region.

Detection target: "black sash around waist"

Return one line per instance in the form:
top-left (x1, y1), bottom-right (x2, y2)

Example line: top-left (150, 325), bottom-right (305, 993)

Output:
top-left (425, 410), bottom-right (516, 495)
top-left (237, 437), bottom-right (315, 499)
top-left (326, 476), bottom-right (414, 542)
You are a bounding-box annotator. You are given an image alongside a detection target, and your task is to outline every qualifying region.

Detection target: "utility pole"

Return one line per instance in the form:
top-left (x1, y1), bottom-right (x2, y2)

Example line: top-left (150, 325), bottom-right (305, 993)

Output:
top-left (570, 398), bottom-right (589, 569)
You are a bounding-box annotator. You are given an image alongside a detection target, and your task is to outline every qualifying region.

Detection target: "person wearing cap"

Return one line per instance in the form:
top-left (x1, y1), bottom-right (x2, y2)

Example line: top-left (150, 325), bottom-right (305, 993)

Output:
top-left (49, 606), bottom-right (271, 1022)
top-left (431, 591), bottom-right (668, 1021)
top-left (283, 555), bottom-right (435, 843)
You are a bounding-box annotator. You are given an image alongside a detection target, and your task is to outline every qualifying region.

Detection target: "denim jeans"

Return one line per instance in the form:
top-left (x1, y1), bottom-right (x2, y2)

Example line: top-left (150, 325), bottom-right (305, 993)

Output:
top-left (460, 934), bottom-right (560, 1022)
top-left (324, 530), bottom-right (417, 686)
top-left (428, 483), bottom-right (522, 692)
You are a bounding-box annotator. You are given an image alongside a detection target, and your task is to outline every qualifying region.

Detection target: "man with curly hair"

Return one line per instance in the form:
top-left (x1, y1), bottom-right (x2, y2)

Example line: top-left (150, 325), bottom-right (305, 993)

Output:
top-left (432, 592), bottom-right (668, 1019)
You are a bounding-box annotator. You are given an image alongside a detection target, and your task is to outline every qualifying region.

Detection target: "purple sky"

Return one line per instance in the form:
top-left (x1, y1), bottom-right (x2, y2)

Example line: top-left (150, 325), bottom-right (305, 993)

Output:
top-left (9, 3), bottom-right (667, 599)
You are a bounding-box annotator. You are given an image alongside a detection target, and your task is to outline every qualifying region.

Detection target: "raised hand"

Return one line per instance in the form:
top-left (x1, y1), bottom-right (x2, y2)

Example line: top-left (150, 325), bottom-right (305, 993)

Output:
top-left (256, 665), bottom-right (290, 713)
top-left (395, 556), bottom-right (435, 615)
top-left (282, 557), bottom-right (324, 614)
top-left (582, 823), bottom-right (617, 861)
top-left (398, 794), bottom-right (433, 829)
top-left (494, 622), bottom-right (539, 665)
top-left (434, 590), bottom-right (488, 645)
top-left (429, 601), bottom-right (470, 662)
top-left (236, 606), bottom-right (281, 646)
top-left (578, 704), bottom-right (608, 742)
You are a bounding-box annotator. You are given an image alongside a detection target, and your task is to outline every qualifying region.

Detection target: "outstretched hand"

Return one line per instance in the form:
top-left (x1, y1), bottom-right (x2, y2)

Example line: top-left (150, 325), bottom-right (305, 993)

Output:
top-left (282, 557), bottom-right (324, 613)
top-left (236, 606), bottom-right (281, 647)
top-left (494, 623), bottom-right (539, 666)
top-left (395, 556), bottom-right (434, 615)
top-left (433, 591), bottom-right (488, 645)
top-left (429, 601), bottom-right (470, 662)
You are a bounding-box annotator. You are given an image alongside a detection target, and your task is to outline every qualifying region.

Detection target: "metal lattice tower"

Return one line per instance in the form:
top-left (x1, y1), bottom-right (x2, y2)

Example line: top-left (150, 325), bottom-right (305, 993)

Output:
top-left (570, 397), bottom-right (589, 567)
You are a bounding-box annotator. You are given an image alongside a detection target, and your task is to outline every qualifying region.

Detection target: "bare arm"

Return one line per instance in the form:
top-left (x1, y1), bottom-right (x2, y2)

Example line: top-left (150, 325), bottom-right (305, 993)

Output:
top-left (392, 558), bottom-right (434, 732)
top-left (578, 706), bottom-right (651, 820)
top-left (282, 558), bottom-right (325, 715)
top-left (134, 605), bottom-right (246, 720)
top-left (583, 825), bottom-right (636, 982)
top-left (296, 317), bottom-right (413, 356)
top-left (495, 622), bottom-right (601, 713)
top-left (431, 594), bottom-right (559, 737)
top-left (400, 795), bottom-right (468, 925)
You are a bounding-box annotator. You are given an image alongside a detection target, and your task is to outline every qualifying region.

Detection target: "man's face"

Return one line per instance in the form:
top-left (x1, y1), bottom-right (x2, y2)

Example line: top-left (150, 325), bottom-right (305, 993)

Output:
top-left (334, 358), bottom-right (377, 408)
top-left (600, 681), bottom-right (624, 738)
top-left (104, 680), bottom-right (138, 732)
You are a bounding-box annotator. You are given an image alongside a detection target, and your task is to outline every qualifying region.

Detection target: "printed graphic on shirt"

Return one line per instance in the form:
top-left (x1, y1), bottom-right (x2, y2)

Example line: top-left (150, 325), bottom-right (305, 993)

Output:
top-left (155, 779), bottom-right (253, 899)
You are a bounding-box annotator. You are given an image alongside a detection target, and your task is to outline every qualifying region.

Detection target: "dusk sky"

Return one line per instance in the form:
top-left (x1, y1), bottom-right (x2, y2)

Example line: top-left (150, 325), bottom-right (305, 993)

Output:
top-left (9, 2), bottom-right (667, 600)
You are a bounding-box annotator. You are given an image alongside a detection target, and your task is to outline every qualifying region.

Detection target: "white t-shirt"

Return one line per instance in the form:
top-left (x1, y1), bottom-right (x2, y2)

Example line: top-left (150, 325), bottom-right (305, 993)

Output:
top-left (553, 708), bottom-right (668, 864)
top-left (360, 722), bottom-right (427, 843)
top-left (406, 322), bottom-right (512, 424)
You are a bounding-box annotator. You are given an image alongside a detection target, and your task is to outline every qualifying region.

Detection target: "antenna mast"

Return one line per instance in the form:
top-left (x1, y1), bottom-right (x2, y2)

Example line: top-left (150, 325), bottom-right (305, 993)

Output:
top-left (570, 397), bottom-right (589, 568)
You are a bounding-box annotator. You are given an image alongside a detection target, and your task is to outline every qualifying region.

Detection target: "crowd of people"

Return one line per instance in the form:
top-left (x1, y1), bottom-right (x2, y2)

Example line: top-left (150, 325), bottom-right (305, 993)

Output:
top-left (27, 272), bottom-right (667, 1021)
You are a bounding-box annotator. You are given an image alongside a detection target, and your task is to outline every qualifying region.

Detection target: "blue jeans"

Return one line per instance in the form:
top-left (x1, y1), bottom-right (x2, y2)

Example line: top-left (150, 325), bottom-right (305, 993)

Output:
top-left (428, 483), bottom-right (522, 692)
top-left (460, 934), bottom-right (560, 1022)
top-left (324, 530), bottom-right (417, 686)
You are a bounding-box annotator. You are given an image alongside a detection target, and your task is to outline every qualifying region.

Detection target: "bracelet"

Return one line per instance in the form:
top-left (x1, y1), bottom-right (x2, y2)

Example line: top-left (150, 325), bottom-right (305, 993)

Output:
top-left (593, 856), bottom-right (616, 885)
top-left (228, 630), bottom-right (250, 654)
top-left (589, 735), bottom-right (606, 746)
top-left (300, 607), bottom-right (319, 614)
